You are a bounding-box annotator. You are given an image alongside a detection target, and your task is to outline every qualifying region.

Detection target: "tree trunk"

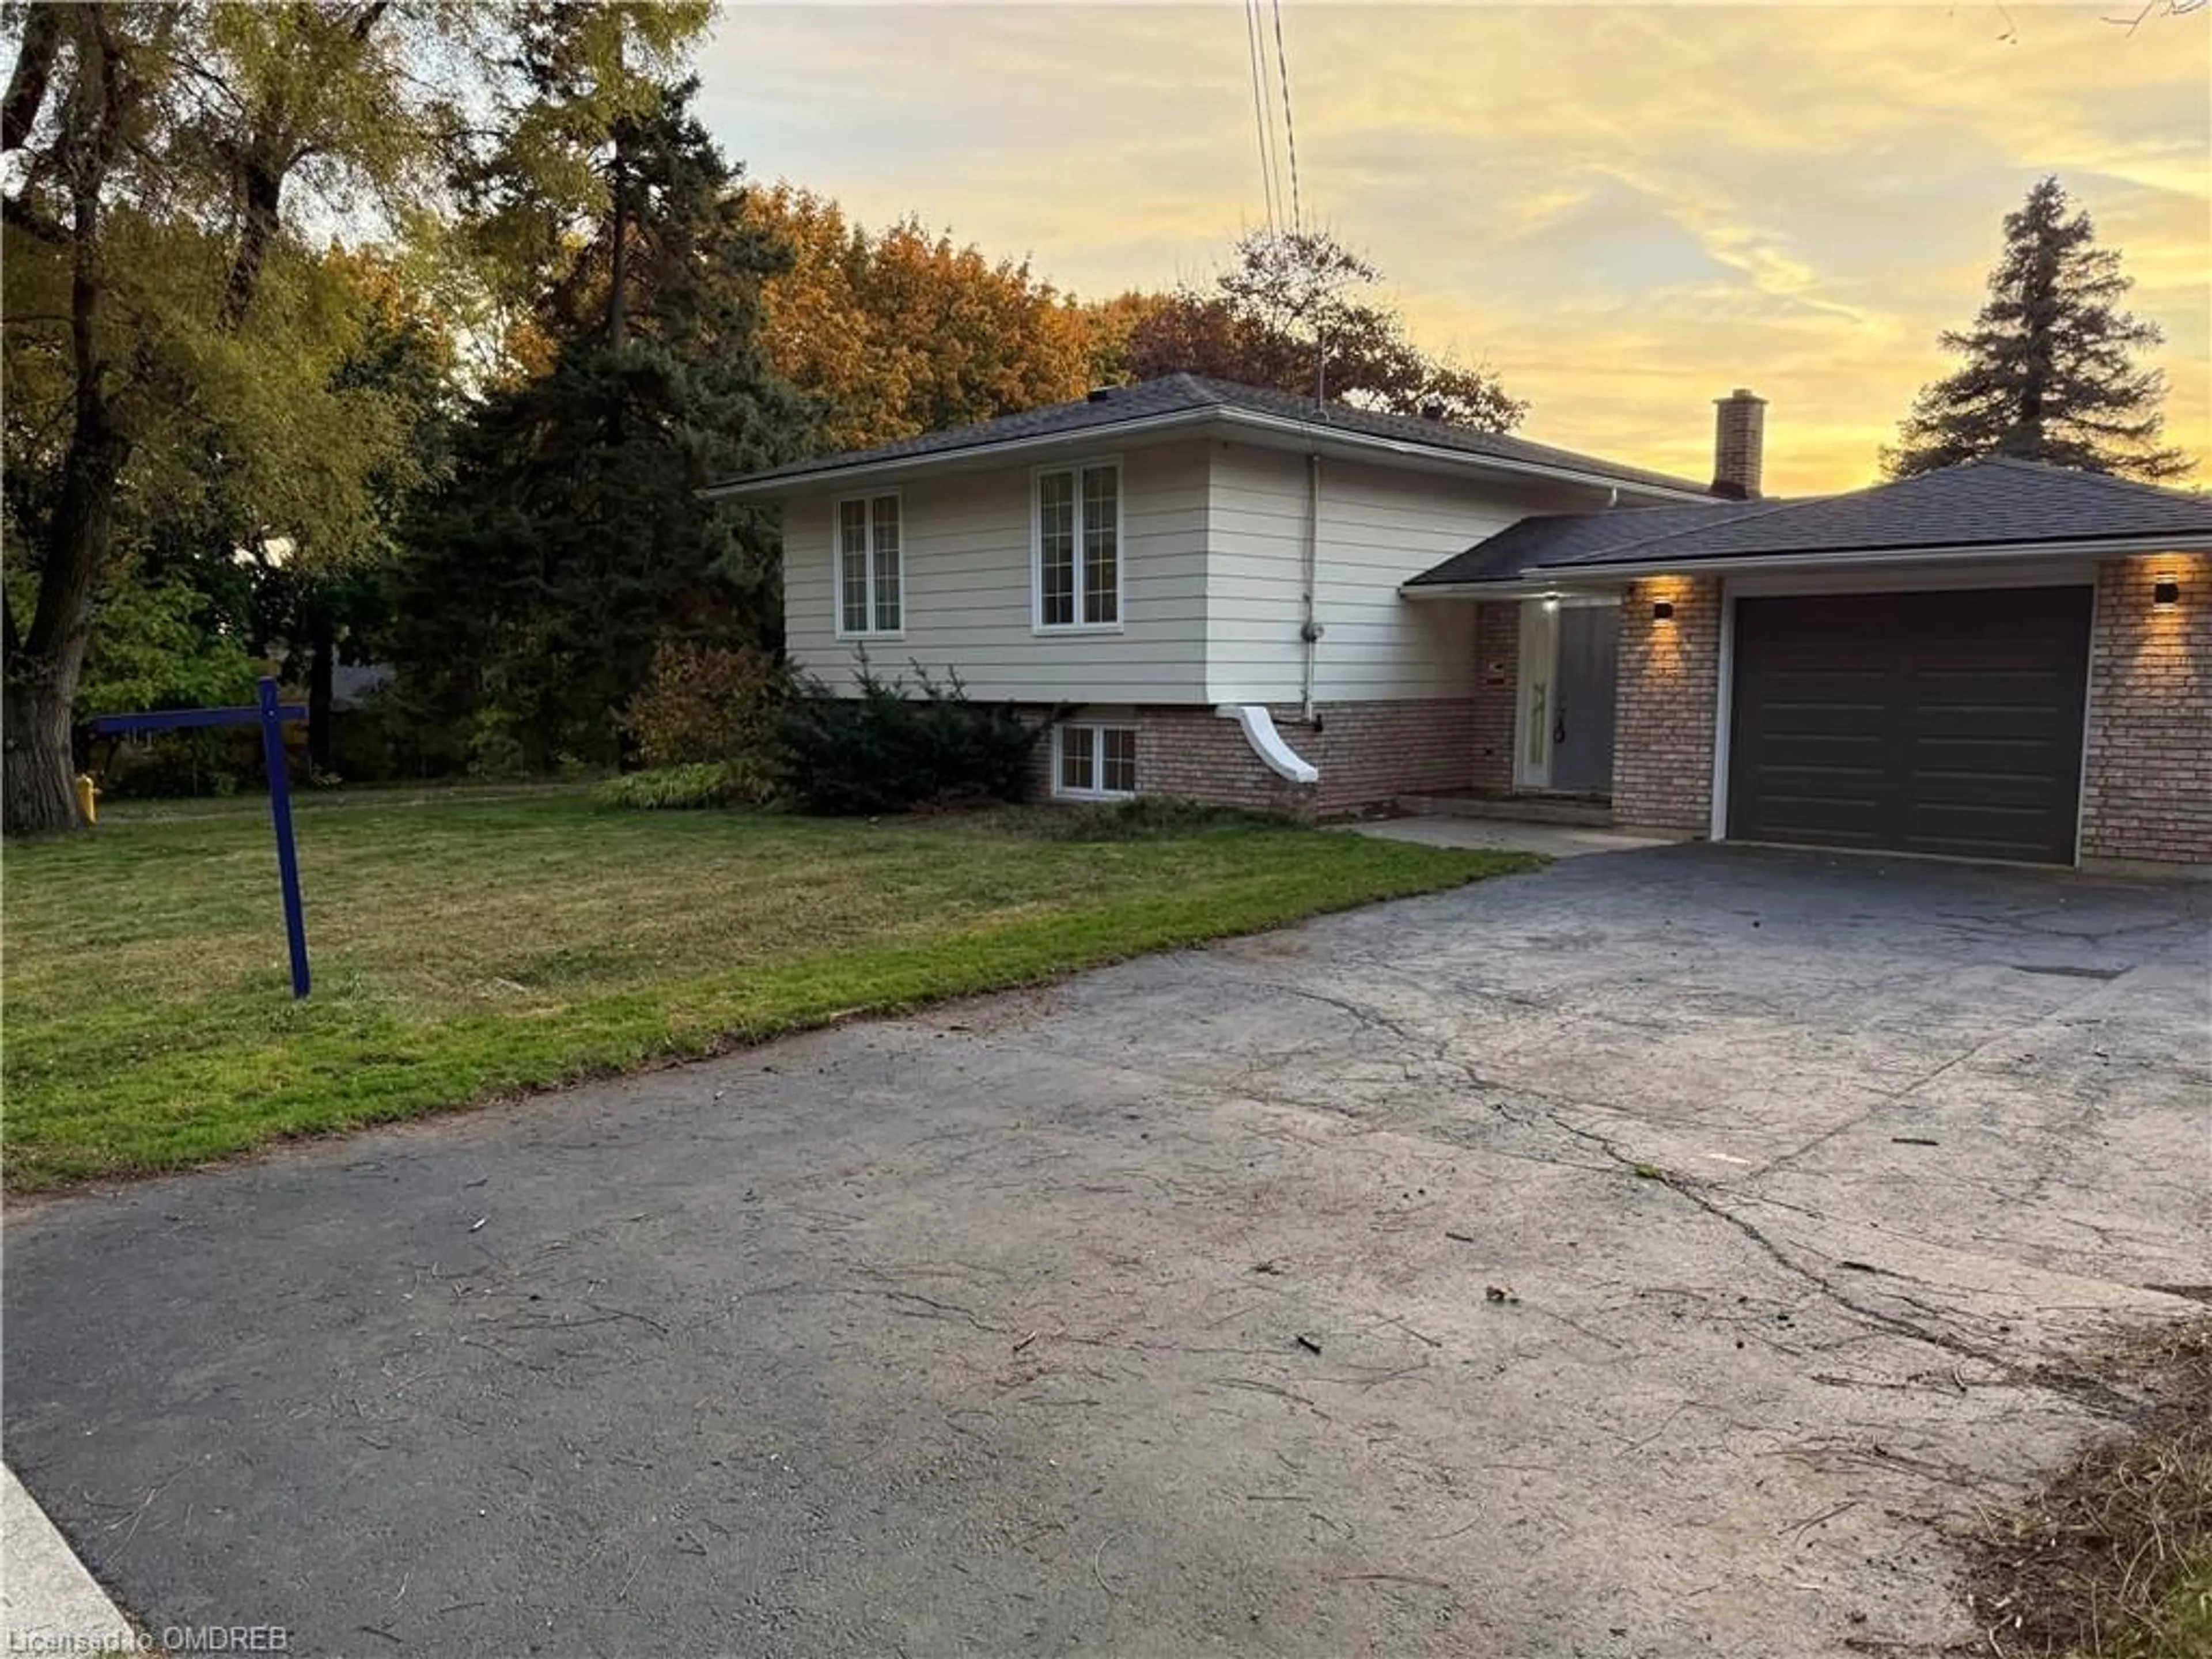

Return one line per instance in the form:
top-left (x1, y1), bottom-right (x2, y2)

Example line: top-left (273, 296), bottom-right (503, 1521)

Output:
top-left (306, 602), bottom-right (335, 777)
top-left (5, 417), bottom-right (129, 833)
top-left (3, 7), bottom-right (132, 835)
top-left (2, 3), bottom-right (63, 153)
top-left (221, 161), bottom-right (283, 331)
top-left (607, 149), bottom-right (630, 351)
top-left (2, 676), bottom-right (85, 834)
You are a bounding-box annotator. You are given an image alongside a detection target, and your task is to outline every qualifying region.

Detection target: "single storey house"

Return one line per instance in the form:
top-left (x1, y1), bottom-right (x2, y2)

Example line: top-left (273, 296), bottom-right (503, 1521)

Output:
top-left (710, 374), bottom-right (2212, 870)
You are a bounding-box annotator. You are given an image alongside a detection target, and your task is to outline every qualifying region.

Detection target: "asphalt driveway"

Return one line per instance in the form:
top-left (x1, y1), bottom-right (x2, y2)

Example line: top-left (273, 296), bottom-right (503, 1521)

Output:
top-left (6, 844), bottom-right (2207, 1658)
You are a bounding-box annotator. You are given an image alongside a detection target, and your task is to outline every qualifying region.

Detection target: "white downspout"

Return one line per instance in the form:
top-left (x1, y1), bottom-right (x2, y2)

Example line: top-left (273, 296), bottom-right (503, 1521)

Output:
top-left (1217, 704), bottom-right (1319, 785)
top-left (1300, 452), bottom-right (1322, 724)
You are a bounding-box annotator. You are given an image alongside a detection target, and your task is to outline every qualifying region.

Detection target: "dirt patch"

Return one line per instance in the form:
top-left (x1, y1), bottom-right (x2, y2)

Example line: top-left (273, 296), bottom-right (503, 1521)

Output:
top-left (1960, 1316), bottom-right (2212, 1658)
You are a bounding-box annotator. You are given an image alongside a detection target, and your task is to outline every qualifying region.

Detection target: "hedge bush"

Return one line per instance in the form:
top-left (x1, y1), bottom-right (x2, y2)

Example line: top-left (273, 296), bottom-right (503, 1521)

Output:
top-left (774, 664), bottom-right (1047, 816)
top-left (623, 642), bottom-right (785, 769)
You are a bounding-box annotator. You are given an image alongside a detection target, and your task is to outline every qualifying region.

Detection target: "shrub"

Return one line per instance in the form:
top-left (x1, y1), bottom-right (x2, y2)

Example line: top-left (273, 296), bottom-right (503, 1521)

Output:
top-left (624, 643), bottom-right (785, 769)
top-left (775, 663), bottom-right (1048, 816)
top-left (592, 762), bottom-right (766, 812)
top-left (463, 707), bottom-right (531, 779)
top-left (97, 730), bottom-right (251, 800)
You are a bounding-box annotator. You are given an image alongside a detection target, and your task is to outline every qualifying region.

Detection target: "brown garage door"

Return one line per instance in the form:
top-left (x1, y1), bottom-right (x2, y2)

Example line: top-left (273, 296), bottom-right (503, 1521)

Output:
top-left (1727, 586), bottom-right (2092, 865)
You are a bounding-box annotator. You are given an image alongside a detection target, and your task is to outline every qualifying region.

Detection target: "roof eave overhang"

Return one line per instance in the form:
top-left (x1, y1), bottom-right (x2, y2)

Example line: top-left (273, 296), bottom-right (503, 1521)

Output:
top-left (1402, 578), bottom-right (1554, 600)
top-left (1403, 531), bottom-right (2212, 596)
top-left (699, 408), bottom-right (1223, 501)
top-left (1532, 532), bottom-right (2212, 579)
top-left (1208, 408), bottom-right (1713, 502)
top-left (702, 407), bottom-right (1714, 504)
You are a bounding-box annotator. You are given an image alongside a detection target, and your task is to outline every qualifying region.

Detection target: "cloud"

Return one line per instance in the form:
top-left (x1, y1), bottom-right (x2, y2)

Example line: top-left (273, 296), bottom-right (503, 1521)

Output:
top-left (698, 4), bottom-right (2211, 493)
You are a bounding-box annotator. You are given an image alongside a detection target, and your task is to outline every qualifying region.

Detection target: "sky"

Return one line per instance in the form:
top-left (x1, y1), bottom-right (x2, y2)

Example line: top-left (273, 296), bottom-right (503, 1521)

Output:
top-left (695, 3), bottom-right (2212, 495)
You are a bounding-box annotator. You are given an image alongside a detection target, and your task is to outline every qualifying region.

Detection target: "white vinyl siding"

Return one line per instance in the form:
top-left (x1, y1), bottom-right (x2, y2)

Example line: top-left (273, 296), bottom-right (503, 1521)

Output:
top-left (782, 434), bottom-right (1624, 709)
top-left (1035, 461), bottom-right (1121, 630)
top-left (1055, 724), bottom-right (1137, 798)
top-left (836, 493), bottom-right (902, 637)
top-left (784, 442), bottom-right (1207, 703)
top-left (1203, 444), bottom-right (1593, 705)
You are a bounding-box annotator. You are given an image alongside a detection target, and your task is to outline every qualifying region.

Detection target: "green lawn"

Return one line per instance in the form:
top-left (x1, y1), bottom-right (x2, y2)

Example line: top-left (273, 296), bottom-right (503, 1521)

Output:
top-left (2, 789), bottom-right (1533, 1191)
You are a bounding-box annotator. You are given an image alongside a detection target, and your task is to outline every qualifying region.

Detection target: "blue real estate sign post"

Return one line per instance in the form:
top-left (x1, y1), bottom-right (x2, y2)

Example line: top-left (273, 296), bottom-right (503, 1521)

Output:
top-left (88, 675), bottom-right (313, 998)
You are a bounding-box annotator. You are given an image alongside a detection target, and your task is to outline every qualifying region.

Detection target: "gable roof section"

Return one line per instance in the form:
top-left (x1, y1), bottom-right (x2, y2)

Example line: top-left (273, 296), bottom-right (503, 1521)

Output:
top-left (707, 373), bottom-right (1711, 499)
top-left (1408, 456), bottom-right (2212, 587)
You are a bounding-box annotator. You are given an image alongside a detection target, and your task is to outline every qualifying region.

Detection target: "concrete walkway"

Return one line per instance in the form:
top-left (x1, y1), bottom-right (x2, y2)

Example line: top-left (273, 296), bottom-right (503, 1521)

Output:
top-left (1345, 812), bottom-right (1681, 858)
top-left (2, 1464), bottom-right (135, 1652)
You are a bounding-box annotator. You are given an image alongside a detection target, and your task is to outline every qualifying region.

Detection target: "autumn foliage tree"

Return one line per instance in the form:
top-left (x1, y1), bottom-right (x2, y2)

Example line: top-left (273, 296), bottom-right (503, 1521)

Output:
top-left (744, 185), bottom-right (1112, 449)
top-left (1123, 229), bottom-right (1526, 430)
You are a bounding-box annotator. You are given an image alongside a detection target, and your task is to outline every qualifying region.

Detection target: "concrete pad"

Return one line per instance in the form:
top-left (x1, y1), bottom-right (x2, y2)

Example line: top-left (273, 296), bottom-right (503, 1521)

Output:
top-left (4, 844), bottom-right (2206, 1657)
top-left (2, 1463), bottom-right (136, 1652)
top-left (1342, 813), bottom-right (1680, 857)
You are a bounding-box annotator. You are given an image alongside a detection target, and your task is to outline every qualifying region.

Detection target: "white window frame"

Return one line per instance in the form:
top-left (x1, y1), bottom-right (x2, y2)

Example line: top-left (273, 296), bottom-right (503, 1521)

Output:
top-left (1031, 457), bottom-right (1124, 635)
top-left (1052, 723), bottom-right (1139, 800)
top-left (833, 490), bottom-right (905, 641)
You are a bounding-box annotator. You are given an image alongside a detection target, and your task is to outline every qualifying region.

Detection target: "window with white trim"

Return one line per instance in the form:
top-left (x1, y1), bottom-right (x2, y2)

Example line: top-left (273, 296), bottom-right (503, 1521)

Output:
top-left (1055, 724), bottom-right (1138, 798)
top-left (1035, 463), bottom-right (1119, 629)
top-left (836, 494), bottom-right (902, 636)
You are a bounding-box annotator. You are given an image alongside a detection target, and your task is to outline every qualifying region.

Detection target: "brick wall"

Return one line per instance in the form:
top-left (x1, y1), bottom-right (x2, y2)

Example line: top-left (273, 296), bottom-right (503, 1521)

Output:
top-left (1280, 699), bottom-right (1476, 816)
top-left (2080, 553), bottom-right (2211, 866)
top-left (1612, 575), bottom-right (1720, 834)
top-left (1019, 700), bottom-right (1478, 819)
top-left (1133, 707), bottom-right (1317, 817)
top-left (1470, 603), bottom-right (1520, 794)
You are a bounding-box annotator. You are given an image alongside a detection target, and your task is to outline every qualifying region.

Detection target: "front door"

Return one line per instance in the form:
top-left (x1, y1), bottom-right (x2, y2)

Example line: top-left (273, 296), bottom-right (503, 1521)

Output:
top-left (1516, 598), bottom-right (1619, 796)
top-left (1551, 603), bottom-right (1619, 794)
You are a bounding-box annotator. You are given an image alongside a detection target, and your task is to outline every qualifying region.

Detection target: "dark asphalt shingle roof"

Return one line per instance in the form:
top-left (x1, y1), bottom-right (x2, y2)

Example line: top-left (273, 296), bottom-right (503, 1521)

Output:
top-left (1408, 456), bottom-right (2212, 586)
top-left (1411, 498), bottom-right (1787, 586)
top-left (713, 373), bottom-right (1711, 497)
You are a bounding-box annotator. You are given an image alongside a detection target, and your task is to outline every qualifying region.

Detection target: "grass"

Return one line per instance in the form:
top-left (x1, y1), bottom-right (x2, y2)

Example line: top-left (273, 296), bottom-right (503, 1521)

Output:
top-left (2, 787), bottom-right (1535, 1192)
top-left (1961, 1316), bottom-right (2212, 1658)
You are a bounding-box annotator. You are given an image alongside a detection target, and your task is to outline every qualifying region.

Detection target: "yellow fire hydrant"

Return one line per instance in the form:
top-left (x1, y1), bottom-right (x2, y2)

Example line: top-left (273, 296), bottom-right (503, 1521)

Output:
top-left (74, 772), bottom-right (99, 825)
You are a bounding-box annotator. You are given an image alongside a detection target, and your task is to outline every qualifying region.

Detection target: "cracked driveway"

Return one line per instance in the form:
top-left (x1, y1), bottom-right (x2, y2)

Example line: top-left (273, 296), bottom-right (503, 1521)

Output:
top-left (6, 844), bottom-right (2208, 1658)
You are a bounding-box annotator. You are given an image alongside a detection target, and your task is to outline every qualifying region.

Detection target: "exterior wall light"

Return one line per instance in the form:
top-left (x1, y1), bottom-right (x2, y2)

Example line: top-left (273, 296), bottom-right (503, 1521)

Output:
top-left (2153, 578), bottom-right (2181, 608)
top-left (1541, 594), bottom-right (1561, 612)
top-left (1652, 600), bottom-right (1675, 621)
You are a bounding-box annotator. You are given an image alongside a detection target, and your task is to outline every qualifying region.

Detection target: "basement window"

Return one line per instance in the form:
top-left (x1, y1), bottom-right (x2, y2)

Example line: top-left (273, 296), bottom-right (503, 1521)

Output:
top-left (1055, 724), bottom-right (1138, 799)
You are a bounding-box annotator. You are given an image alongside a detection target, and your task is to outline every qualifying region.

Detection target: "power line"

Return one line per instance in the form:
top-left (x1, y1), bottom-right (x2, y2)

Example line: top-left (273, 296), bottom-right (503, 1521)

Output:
top-left (1270, 0), bottom-right (1302, 231)
top-left (1243, 0), bottom-right (1279, 232)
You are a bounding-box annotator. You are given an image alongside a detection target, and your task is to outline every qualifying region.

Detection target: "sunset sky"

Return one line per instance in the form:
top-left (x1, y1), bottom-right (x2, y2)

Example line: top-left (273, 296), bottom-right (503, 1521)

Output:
top-left (696, 3), bottom-right (2210, 496)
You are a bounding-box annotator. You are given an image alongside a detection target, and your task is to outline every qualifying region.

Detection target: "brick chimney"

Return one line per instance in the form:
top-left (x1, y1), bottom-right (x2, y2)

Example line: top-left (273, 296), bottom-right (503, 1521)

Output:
top-left (1711, 388), bottom-right (1766, 499)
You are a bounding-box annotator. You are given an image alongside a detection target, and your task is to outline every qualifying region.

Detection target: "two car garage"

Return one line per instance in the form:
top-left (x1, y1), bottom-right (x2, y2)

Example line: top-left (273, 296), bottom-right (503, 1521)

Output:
top-left (1725, 585), bottom-right (2094, 866)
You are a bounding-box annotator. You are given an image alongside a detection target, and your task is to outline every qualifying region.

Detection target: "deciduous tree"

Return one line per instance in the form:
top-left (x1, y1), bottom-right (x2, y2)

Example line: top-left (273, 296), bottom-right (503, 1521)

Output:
top-left (1122, 229), bottom-right (1526, 430)
top-left (1, 1), bottom-right (486, 832)
top-left (744, 185), bottom-right (1109, 449)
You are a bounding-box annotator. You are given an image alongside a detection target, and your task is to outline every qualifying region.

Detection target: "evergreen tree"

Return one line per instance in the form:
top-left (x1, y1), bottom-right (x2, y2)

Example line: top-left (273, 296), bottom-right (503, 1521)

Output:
top-left (1885, 178), bottom-right (2190, 481)
top-left (393, 77), bottom-right (803, 771)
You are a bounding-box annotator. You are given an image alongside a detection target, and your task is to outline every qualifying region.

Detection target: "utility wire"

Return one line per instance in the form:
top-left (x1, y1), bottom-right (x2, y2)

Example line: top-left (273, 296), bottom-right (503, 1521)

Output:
top-left (1270, 0), bottom-right (1302, 231)
top-left (1243, 0), bottom-right (1279, 232)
